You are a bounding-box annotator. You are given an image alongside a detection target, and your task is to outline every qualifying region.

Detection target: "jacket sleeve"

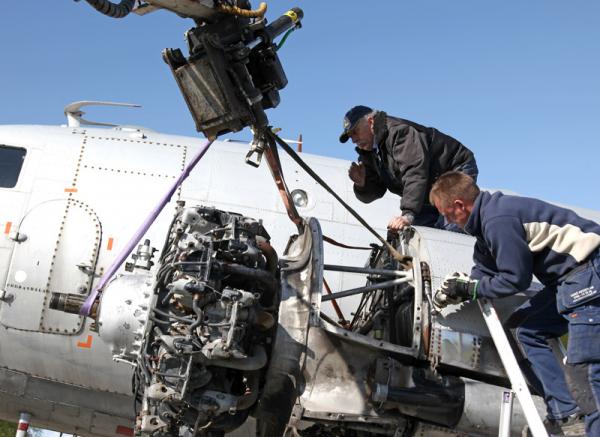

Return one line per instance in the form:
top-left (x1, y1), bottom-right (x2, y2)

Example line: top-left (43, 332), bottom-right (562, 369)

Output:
top-left (353, 151), bottom-right (386, 203)
top-left (474, 216), bottom-right (534, 299)
top-left (389, 125), bottom-right (430, 216)
top-left (470, 238), bottom-right (499, 280)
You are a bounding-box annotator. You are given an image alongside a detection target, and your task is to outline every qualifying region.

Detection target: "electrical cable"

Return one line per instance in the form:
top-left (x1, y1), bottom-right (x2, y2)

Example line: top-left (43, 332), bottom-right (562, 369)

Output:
top-left (83, 0), bottom-right (136, 18)
top-left (276, 28), bottom-right (294, 50)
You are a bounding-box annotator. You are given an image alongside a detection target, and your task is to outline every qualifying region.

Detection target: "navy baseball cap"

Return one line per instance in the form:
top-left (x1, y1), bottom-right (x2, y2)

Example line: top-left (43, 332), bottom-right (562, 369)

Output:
top-left (339, 105), bottom-right (373, 143)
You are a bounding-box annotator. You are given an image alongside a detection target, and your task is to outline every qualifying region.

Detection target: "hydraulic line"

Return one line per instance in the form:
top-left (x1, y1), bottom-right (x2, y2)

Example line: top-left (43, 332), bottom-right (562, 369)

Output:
top-left (83, 0), bottom-right (136, 18)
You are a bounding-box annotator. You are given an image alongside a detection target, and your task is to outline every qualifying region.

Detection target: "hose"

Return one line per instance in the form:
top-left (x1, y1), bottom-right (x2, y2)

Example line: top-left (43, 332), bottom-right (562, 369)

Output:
top-left (84, 0), bottom-right (136, 18)
top-left (217, 262), bottom-right (278, 301)
top-left (256, 236), bottom-right (278, 274)
top-left (208, 345), bottom-right (267, 371)
top-left (216, 1), bottom-right (267, 18)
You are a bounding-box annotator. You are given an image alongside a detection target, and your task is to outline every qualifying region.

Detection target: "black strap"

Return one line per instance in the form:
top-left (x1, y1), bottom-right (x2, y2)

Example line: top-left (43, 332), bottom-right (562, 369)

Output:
top-left (269, 131), bottom-right (411, 267)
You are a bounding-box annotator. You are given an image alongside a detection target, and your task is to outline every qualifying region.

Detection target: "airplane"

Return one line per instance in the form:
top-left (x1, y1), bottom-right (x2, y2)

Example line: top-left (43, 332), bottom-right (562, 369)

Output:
top-left (1, 1), bottom-right (598, 437)
top-left (1, 100), bottom-right (599, 437)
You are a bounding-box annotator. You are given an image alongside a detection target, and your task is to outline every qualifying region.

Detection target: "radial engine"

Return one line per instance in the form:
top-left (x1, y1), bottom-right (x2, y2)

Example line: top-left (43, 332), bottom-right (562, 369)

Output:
top-left (51, 209), bottom-right (545, 436)
top-left (95, 205), bottom-right (280, 435)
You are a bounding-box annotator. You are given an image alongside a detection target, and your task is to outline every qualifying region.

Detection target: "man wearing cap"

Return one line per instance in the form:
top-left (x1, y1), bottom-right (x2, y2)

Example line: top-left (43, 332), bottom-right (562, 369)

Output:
top-left (340, 106), bottom-right (478, 231)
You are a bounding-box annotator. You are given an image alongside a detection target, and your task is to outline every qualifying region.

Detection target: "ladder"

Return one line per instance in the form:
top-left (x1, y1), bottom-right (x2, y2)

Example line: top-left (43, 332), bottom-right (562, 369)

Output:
top-left (477, 298), bottom-right (549, 437)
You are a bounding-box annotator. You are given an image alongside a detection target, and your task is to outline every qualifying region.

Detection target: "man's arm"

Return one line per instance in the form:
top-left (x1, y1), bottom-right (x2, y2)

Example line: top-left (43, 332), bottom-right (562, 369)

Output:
top-left (470, 238), bottom-right (498, 280)
top-left (352, 151), bottom-right (386, 203)
top-left (390, 125), bottom-right (430, 217)
top-left (474, 216), bottom-right (534, 298)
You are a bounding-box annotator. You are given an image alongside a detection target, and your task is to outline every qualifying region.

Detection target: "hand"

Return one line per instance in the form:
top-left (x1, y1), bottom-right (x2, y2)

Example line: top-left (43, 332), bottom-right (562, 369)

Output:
top-left (348, 162), bottom-right (366, 187)
top-left (387, 215), bottom-right (413, 231)
top-left (432, 272), bottom-right (478, 310)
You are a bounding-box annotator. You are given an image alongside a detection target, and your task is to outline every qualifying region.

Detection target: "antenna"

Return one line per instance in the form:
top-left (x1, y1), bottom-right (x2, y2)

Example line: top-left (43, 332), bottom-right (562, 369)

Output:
top-left (64, 101), bottom-right (141, 127)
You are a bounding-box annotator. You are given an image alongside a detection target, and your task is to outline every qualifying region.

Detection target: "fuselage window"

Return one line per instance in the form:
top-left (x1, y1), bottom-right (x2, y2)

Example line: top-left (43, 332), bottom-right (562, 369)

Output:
top-left (0, 145), bottom-right (27, 188)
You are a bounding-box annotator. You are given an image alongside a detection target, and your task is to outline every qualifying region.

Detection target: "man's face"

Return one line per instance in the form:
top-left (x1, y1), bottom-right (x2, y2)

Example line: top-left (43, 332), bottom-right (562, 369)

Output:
top-left (433, 197), bottom-right (471, 229)
top-left (349, 117), bottom-right (374, 150)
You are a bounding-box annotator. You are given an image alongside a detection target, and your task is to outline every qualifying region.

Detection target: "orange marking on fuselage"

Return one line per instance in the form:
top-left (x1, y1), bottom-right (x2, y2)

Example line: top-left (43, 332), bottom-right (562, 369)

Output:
top-left (64, 187), bottom-right (78, 193)
top-left (77, 334), bottom-right (93, 349)
top-left (116, 426), bottom-right (134, 437)
top-left (107, 237), bottom-right (114, 251)
top-left (4, 222), bottom-right (11, 235)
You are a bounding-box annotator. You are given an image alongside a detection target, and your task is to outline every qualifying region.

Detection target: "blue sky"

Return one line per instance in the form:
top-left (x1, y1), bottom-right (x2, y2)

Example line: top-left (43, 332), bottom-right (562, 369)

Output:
top-left (1, 1), bottom-right (599, 209)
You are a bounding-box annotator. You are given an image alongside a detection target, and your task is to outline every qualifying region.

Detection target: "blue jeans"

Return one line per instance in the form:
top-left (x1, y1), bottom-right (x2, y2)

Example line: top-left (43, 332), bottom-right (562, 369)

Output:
top-left (556, 251), bottom-right (600, 435)
top-left (509, 286), bottom-right (581, 420)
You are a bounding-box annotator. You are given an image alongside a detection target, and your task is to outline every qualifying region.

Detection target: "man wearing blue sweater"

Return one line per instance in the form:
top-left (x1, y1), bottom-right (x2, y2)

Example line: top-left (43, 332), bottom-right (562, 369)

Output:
top-left (429, 171), bottom-right (598, 437)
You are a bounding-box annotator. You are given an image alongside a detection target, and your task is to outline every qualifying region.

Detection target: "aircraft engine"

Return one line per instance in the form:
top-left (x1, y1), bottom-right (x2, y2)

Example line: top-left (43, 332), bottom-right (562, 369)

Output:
top-left (92, 205), bottom-right (280, 436)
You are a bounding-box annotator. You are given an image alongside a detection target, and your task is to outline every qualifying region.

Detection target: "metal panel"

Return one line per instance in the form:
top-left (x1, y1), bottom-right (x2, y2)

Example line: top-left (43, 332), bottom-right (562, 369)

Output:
top-left (82, 134), bottom-right (184, 176)
top-left (1, 198), bottom-right (100, 333)
top-left (0, 368), bottom-right (134, 437)
top-left (41, 198), bottom-right (101, 333)
top-left (0, 367), bottom-right (27, 397)
top-left (74, 134), bottom-right (186, 284)
top-left (1, 200), bottom-right (67, 331)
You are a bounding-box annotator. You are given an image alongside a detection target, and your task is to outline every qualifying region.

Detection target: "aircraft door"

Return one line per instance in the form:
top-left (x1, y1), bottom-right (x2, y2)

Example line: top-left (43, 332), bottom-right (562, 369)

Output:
top-left (1, 198), bottom-right (100, 334)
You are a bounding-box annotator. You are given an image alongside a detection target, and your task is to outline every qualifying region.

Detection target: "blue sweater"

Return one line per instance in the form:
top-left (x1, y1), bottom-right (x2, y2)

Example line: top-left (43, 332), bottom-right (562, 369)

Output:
top-left (465, 191), bottom-right (600, 298)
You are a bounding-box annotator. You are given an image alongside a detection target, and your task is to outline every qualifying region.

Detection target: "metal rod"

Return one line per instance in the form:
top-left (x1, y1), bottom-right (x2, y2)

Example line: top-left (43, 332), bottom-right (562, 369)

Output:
top-left (498, 390), bottom-right (515, 437)
top-left (16, 412), bottom-right (31, 437)
top-left (323, 264), bottom-right (409, 277)
top-left (322, 277), bottom-right (412, 302)
top-left (323, 277), bottom-right (347, 324)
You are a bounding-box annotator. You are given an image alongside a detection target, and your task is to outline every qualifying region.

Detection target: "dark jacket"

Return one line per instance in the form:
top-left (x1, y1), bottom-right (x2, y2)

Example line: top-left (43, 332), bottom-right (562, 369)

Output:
top-left (354, 111), bottom-right (475, 217)
top-left (466, 191), bottom-right (600, 302)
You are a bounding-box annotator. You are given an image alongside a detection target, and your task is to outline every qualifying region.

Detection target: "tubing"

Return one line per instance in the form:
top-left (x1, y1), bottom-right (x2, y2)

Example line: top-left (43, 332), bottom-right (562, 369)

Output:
top-left (256, 236), bottom-right (278, 274)
top-left (84, 0), bottom-right (135, 18)
top-left (208, 345), bottom-right (267, 371)
top-left (217, 262), bottom-right (278, 300)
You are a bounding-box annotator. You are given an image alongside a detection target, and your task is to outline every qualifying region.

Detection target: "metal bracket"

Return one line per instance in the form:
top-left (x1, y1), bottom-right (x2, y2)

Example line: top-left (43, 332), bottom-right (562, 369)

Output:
top-left (8, 231), bottom-right (27, 243)
top-left (0, 289), bottom-right (14, 304)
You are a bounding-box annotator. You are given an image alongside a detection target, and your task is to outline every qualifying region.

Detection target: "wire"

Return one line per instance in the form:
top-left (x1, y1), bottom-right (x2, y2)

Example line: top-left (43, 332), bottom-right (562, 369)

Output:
top-left (276, 28), bottom-right (295, 51)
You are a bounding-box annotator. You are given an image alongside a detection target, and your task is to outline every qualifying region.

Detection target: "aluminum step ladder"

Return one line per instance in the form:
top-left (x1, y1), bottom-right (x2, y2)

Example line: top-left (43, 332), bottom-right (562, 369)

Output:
top-left (478, 298), bottom-right (549, 437)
